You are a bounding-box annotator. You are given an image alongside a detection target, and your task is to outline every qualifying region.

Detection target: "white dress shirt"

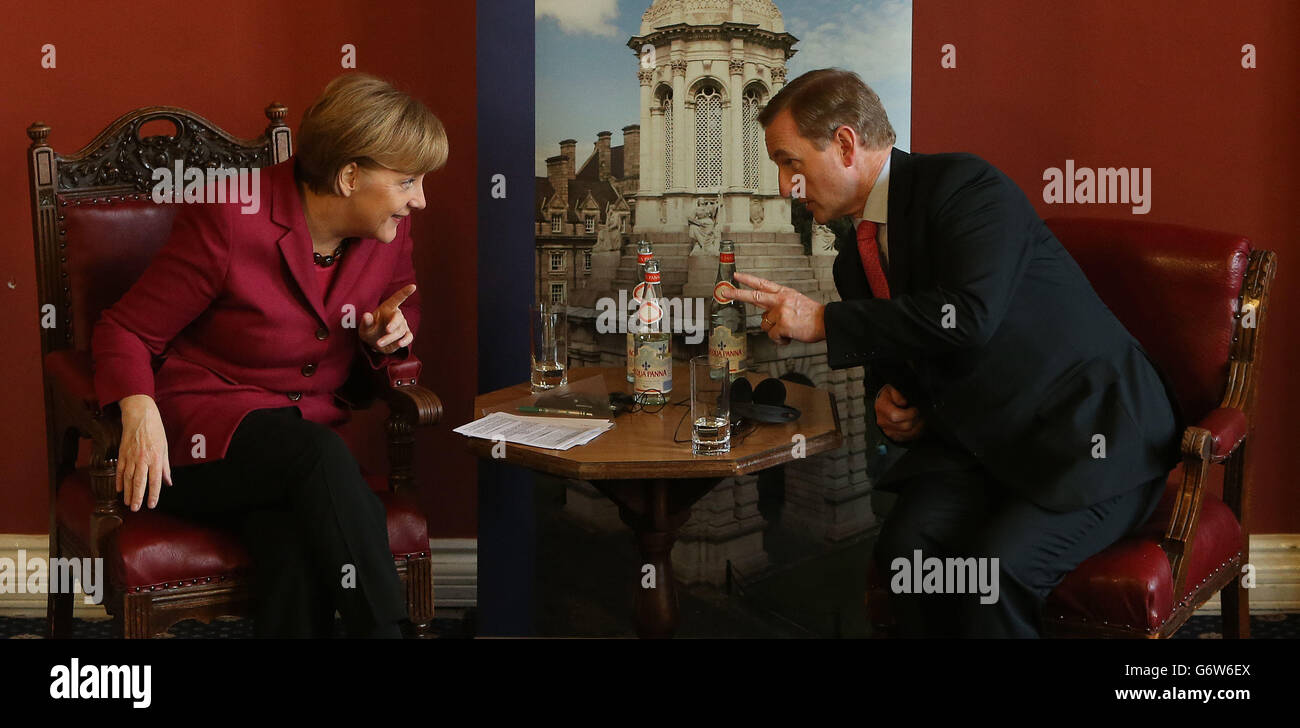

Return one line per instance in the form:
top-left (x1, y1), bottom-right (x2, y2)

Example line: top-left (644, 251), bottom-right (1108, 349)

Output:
top-left (851, 155), bottom-right (891, 267)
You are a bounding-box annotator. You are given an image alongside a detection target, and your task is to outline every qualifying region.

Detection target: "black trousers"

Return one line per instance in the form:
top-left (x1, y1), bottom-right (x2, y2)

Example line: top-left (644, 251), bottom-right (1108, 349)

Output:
top-left (157, 407), bottom-right (407, 638)
top-left (873, 460), bottom-right (1166, 638)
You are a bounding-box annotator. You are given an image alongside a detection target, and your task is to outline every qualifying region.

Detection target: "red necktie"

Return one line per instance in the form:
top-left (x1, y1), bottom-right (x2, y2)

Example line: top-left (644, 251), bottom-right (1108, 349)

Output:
top-left (857, 220), bottom-right (890, 299)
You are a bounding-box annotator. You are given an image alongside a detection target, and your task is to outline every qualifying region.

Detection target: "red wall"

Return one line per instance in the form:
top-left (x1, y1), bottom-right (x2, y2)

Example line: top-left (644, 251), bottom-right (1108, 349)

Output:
top-left (0, 0), bottom-right (478, 537)
top-left (912, 0), bottom-right (1299, 532)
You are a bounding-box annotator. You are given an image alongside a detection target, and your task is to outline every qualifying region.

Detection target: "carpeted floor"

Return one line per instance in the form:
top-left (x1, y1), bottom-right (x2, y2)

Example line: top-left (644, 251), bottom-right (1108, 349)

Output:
top-left (6, 477), bottom-right (1292, 639)
top-left (1172, 612), bottom-right (1298, 639)
top-left (0, 615), bottom-right (471, 639)
top-left (1, 611), bottom-right (1294, 638)
top-left (527, 474), bottom-right (1300, 639)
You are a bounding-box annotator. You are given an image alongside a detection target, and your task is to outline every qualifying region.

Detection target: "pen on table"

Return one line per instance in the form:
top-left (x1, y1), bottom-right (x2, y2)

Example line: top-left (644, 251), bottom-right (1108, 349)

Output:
top-left (518, 406), bottom-right (595, 417)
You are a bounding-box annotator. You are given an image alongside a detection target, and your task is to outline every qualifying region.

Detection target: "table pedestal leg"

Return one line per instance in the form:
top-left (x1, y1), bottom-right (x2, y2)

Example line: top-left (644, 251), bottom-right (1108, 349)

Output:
top-left (590, 477), bottom-right (721, 639)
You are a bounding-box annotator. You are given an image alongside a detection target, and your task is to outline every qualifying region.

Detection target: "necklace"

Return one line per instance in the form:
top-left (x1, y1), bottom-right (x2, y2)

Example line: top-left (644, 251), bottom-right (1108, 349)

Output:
top-left (313, 238), bottom-right (352, 268)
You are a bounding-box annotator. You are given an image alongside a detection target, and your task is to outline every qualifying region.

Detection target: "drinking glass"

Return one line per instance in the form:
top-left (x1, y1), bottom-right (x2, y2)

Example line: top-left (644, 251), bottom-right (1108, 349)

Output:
top-left (690, 355), bottom-right (731, 454)
top-left (530, 303), bottom-right (568, 392)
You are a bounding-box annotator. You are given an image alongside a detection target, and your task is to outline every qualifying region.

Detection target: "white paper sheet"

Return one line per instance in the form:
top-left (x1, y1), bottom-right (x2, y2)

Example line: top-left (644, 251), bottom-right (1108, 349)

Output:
top-left (453, 411), bottom-right (613, 451)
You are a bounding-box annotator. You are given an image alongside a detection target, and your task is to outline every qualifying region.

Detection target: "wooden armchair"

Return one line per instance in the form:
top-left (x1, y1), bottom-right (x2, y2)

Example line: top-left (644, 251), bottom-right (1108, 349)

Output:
top-left (1040, 217), bottom-right (1275, 638)
top-left (28, 104), bottom-right (444, 638)
top-left (865, 218), bottom-right (1276, 638)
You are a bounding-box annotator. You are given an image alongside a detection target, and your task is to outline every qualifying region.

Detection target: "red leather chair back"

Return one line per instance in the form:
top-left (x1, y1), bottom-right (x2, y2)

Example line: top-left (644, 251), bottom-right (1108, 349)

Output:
top-left (60, 197), bottom-right (179, 352)
top-left (28, 105), bottom-right (291, 357)
top-left (1045, 217), bottom-right (1250, 425)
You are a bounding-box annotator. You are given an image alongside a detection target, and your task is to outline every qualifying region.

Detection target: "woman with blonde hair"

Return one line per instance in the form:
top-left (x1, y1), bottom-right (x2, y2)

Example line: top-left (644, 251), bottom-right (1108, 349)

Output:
top-left (92, 73), bottom-right (449, 637)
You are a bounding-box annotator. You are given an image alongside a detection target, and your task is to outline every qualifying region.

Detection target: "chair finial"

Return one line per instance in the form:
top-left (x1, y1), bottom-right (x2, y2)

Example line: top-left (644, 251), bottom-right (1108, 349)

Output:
top-left (27, 121), bottom-right (51, 146)
top-left (265, 102), bottom-right (288, 124)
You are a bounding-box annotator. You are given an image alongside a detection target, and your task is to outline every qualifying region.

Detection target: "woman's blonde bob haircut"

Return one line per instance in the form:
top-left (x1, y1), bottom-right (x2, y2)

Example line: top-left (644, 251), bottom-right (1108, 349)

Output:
top-left (295, 73), bottom-right (449, 194)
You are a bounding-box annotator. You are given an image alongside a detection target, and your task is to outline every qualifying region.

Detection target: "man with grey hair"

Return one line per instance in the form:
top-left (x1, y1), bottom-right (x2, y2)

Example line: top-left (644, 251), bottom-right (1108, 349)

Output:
top-left (722, 68), bottom-right (1181, 638)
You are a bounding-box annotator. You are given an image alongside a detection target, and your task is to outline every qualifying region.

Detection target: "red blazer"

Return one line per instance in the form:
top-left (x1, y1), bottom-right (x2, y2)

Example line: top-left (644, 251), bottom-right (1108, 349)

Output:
top-left (92, 158), bottom-right (422, 468)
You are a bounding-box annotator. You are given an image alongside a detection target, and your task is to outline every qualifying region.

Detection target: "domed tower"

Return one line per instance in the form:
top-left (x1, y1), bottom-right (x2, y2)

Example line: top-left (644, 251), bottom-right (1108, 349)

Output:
top-left (628, 0), bottom-right (800, 297)
top-left (560, 4), bottom-right (871, 587)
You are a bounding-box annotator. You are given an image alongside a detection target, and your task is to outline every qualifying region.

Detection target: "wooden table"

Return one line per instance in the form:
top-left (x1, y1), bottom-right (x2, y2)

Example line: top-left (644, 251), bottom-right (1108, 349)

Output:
top-left (466, 365), bottom-right (844, 638)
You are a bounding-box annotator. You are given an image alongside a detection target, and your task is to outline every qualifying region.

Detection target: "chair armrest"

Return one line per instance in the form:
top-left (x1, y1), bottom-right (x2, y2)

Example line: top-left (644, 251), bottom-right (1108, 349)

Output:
top-left (373, 354), bottom-right (440, 426)
top-left (44, 349), bottom-right (100, 413)
top-left (1191, 406), bottom-right (1247, 462)
top-left (370, 353), bottom-right (440, 494)
top-left (42, 349), bottom-right (125, 558)
top-left (382, 382), bottom-right (443, 428)
top-left (384, 357), bottom-right (422, 389)
top-left (379, 377), bottom-right (442, 495)
top-left (336, 352), bottom-right (429, 411)
top-left (1162, 408), bottom-right (1247, 601)
top-left (43, 349), bottom-right (119, 456)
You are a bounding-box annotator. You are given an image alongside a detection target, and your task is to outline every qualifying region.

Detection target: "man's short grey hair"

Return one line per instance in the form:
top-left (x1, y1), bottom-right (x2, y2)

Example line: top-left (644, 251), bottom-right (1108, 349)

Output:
top-left (758, 68), bottom-right (896, 150)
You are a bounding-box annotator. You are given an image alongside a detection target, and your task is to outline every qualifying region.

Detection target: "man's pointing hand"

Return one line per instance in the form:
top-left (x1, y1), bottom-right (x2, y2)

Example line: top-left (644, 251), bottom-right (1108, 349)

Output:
top-left (722, 272), bottom-right (826, 345)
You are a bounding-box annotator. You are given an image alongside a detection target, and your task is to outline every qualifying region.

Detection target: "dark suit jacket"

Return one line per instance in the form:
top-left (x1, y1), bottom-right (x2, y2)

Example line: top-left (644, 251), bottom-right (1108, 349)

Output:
top-left (823, 148), bottom-right (1181, 512)
top-left (92, 159), bottom-right (421, 467)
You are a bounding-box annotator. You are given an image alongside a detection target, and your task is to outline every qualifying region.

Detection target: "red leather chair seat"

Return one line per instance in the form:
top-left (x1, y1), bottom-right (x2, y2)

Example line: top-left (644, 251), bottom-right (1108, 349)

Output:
top-left (867, 466), bottom-right (1243, 635)
top-left (1044, 466), bottom-right (1242, 633)
top-left (56, 468), bottom-right (429, 594)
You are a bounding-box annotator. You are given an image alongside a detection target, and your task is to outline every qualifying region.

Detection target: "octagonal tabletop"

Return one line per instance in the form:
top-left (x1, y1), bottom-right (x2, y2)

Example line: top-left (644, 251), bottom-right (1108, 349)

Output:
top-left (466, 365), bottom-right (844, 481)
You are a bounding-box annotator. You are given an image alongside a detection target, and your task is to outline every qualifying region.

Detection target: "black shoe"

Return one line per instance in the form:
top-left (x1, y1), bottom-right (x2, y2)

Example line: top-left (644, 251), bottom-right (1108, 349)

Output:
top-left (398, 619), bottom-right (424, 639)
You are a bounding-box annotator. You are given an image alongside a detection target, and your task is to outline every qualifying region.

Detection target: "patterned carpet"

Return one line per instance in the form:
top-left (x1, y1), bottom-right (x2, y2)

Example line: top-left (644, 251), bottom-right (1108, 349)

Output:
top-left (1, 611), bottom-right (1293, 638)
top-left (1171, 612), bottom-right (1297, 639)
top-left (0, 614), bottom-right (471, 639)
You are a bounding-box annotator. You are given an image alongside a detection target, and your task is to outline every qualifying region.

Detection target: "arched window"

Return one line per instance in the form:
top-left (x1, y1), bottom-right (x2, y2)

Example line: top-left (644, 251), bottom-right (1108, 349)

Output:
top-left (742, 85), bottom-right (765, 189)
top-left (657, 87), bottom-right (674, 188)
top-left (694, 83), bottom-right (723, 188)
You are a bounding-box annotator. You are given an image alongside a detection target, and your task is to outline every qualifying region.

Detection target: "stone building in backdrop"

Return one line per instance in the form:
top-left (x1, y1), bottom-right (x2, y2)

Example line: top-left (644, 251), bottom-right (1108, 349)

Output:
top-left (535, 130), bottom-right (636, 305)
top-left (535, 0), bottom-right (881, 586)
